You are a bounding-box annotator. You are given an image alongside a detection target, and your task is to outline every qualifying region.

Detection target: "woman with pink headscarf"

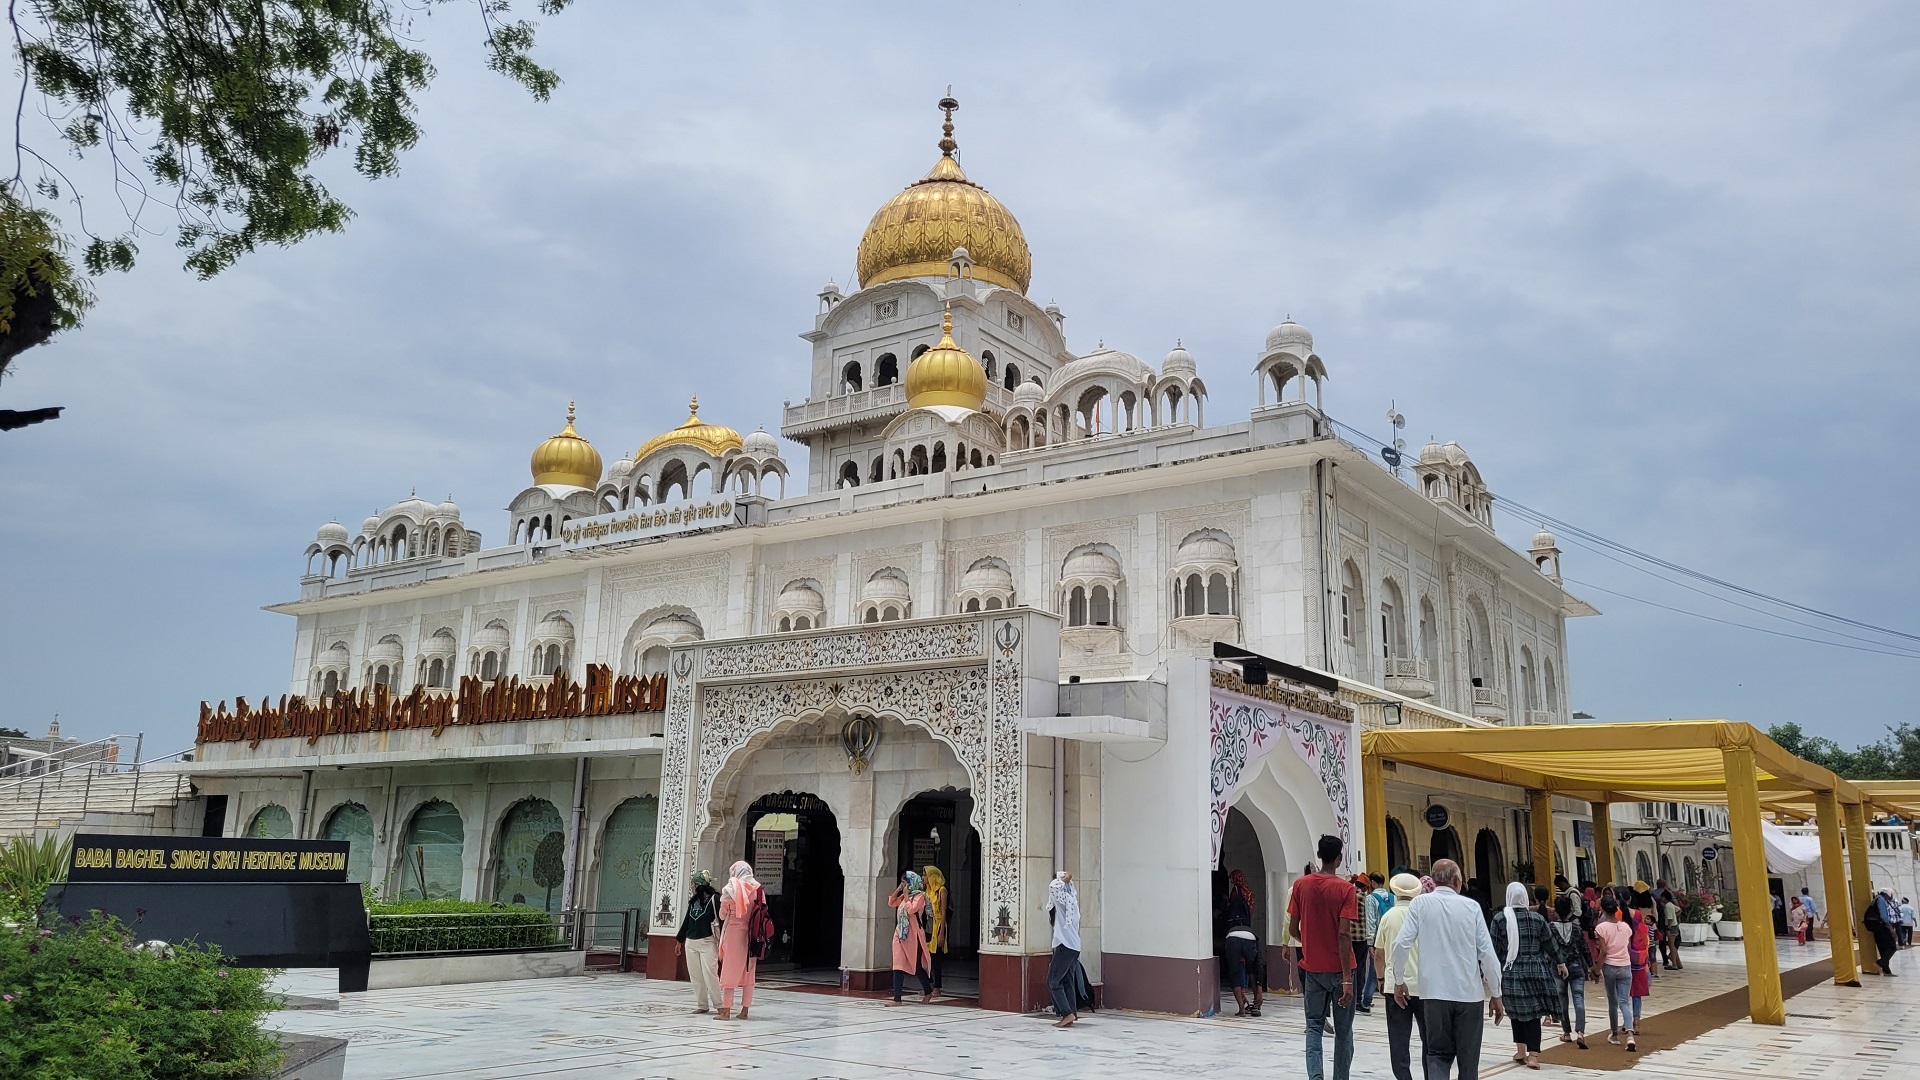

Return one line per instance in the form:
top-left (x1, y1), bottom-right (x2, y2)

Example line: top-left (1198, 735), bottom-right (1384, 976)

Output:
top-left (716, 860), bottom-right (763, 1020)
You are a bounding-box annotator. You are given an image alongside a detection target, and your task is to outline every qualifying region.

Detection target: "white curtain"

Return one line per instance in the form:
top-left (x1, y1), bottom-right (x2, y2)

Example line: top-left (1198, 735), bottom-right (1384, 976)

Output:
top-left (1760, 820), bottom-right (1822, 874)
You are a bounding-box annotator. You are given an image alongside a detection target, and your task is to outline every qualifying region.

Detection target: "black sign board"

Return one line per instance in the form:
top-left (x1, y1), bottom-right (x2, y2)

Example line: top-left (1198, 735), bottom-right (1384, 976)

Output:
top-left (68, 833), bottom-right (350, 883)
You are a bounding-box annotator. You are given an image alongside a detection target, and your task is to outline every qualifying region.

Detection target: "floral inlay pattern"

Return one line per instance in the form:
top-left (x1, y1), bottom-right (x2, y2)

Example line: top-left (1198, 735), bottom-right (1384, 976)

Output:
top-left (699, 621), bottom-right (982, 679)
top-left (1208, 687), bottom-right (1352, 866)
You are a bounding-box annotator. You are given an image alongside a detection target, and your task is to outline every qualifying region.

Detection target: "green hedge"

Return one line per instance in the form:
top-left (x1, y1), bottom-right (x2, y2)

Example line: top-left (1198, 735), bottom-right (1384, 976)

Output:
top-left (367, 900), bottom-right (562, 955)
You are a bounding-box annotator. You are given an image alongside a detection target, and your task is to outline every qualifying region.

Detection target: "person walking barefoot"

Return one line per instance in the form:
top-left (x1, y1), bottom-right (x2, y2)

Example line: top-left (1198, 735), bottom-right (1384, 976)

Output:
top-left (1046, 871), bottom-right (1083, 1027)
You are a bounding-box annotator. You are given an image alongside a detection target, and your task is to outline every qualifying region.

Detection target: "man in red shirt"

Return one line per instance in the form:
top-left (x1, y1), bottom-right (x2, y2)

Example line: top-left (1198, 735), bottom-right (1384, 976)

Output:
top-left (1288, 834), bottom-right (1358, 1080)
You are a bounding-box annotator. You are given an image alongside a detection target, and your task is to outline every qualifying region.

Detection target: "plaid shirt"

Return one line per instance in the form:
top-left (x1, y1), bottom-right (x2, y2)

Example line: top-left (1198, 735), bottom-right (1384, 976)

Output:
top-left (1352, 890), bottom-right (1371, 943)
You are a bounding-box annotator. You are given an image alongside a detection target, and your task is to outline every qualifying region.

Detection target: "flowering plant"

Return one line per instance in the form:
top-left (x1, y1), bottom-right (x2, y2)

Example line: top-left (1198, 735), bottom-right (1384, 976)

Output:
top-left (0, 908), bottom-right (279, 1077)
top-left (1676, 888), bottom-right (1718, 923)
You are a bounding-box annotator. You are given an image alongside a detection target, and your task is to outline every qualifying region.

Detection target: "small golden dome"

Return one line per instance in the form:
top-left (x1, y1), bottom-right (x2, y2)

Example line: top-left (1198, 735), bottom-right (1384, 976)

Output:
top-left (856, 97), bottom-right (1031, 294)
top-left (634, 396), bottom-right (744, 462)
top-left (905, 309), bottom-right (988, 411)
top-left (530, 401), bottom-right (604, 489)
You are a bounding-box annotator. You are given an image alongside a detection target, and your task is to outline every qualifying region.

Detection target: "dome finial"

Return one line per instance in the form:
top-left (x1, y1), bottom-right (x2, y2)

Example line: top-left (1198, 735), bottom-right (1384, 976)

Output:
top-left (566, 399), bottom-right (577, 426)
top-left (942, 304), bottom-right (954, 338)
top-left (688, 396), bottom-right (699, 417)
top-left (938, 89), bottom-right (959, 157)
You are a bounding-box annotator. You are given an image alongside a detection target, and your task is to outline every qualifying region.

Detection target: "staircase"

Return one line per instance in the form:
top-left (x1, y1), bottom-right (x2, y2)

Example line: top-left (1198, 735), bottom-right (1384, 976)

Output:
top-left (0, 757), bottom-right (198, 841)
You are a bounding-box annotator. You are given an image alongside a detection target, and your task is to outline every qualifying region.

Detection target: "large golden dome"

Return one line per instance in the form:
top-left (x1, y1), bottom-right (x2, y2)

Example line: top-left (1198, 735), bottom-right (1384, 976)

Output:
top-left (530, 401), bottom-right (604, 489)
top-left (856, 98), bottom-right (1031, 294)
top-left (905, 309), bottom-right (988, 411)
top-left (634, 397), bottom-right (744, 462)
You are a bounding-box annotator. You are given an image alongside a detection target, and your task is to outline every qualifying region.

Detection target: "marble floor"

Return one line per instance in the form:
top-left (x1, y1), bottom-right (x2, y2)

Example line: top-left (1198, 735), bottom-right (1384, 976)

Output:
top-left (271, 939), bottom-right (1920, 1079)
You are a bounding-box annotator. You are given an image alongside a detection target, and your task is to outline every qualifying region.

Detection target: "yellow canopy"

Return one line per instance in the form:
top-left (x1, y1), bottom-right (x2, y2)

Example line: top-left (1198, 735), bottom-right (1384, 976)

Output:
top-left (1360, 717), bottom-right (1905, 1025)
top-left (1364, 719), bottom-right (1867, 807)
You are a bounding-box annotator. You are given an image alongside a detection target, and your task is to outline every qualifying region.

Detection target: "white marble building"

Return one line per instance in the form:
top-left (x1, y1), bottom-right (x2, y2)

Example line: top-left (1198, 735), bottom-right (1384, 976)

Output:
top-left (185, 98), bottom-right (1602, 1014)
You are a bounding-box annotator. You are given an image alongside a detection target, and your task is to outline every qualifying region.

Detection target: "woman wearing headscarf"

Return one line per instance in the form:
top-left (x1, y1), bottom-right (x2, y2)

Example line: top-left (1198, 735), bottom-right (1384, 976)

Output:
top-left (1487, 881), bottom-right (1566, 1070)
top-left (887, 870), bottom-right (933, 1006)
top-left (1223, 867), bottom-right (1263, 1017)
top-left (1550, 891), bottom-right (1591, 1049)
top-left (716, 860), bottom-right (763, 1021)
top-left (1626, 902), bottom-right (1652, 1035)
top-left (675, 869), bottom-right (721, 1014)
top-left (1787, 896), bottom-right (1810, 946)
top-left (923, 865), bottom-right (949, 999)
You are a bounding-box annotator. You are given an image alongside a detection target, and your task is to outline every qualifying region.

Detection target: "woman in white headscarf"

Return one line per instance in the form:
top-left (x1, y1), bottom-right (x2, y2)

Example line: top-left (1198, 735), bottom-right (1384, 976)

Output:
top-left (716, 860), bottom-right (764, 1021)
top-left (1487, 882), bottom-right (1566, 1070)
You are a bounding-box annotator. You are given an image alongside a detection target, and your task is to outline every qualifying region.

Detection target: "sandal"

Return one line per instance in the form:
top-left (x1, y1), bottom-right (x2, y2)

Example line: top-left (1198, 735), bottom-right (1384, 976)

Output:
top-left (1606, 1032), bottom-right (1619, 1046)
top-left (1577, 1035), bottom-right (1589, 1050)
top-left (1627, 1036), bottom-right (1637, 1052)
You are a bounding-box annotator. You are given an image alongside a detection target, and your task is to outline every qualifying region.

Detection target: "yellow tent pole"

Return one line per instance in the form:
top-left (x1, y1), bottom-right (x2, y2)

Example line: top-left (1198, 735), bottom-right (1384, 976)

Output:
top-left (1591, 801), bottom-right (1615, 887)
top-left (1814, 789), bottom-right (1860, 986)
top-left (1529, 789), bottom-right (1554, 900)
top-left (1363, 749), bottom-right (1389, 879)
top-left (1844, 800), bottom-right (1877, 976)
top-left (1723, 745), bottom-right (1784, 1024)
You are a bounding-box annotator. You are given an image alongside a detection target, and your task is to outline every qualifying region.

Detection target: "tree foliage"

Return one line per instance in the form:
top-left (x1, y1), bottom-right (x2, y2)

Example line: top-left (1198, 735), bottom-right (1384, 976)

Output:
top-left (1, 0), bottom-right (571, 367)
top-left (1767, 721), bottom-right (1920, 781)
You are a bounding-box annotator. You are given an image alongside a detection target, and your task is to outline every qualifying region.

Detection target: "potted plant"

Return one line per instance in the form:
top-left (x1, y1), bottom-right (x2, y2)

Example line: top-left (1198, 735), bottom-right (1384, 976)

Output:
top-left (1676, 889), bottom-right (1718, 945)
top-left (1715, 895), bottom-right (1744, 939)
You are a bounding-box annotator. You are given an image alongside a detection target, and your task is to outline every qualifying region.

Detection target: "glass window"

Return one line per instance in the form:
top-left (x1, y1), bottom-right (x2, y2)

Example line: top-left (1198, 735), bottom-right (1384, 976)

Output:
top-left (322, 803), bottom-right (375, 883)
top-left (594, 797), bottom-right (659, 945)
top-left (493, 798), bottom-right (566, 911)
top-left (247, 804), bottom-right (293, 840)
top-left (400, 800), bottom-right (466, 901)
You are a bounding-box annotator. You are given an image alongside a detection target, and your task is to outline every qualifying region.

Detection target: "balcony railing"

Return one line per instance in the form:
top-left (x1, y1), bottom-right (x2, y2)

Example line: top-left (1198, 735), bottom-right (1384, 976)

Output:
top-left (1470, 686), bottom-right (1507, 719)
top-left (781, 382), bottom-right (1016, 436)
top-left (1525, 710), bottom-right (1557, 726)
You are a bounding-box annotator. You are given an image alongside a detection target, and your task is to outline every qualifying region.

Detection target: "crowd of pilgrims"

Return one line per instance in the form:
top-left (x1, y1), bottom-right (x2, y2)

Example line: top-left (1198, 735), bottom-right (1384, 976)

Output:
top-left (1223, 833), bottom-right (1693, 1080)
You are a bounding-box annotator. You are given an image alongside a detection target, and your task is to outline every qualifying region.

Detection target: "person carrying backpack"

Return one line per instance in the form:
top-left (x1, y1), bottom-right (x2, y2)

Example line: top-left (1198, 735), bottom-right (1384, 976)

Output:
top-left (716, 860), bottom-right (766, 1021)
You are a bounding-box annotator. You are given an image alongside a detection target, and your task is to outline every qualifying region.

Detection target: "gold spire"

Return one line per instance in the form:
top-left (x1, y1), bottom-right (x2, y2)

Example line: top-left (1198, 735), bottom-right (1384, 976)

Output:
top-left (855, 94), bottom-right (1032, 294)
top-left (633, 394), bottom-right (744, 463)
top-left (530, 399), bottom-right (603, 489)
top-left (904, 306), bottom-right (988, 411)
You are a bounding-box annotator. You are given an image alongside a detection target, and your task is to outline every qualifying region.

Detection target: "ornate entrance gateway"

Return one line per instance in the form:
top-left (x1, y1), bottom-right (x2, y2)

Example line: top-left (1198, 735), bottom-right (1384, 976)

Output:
top-left (644, 610), bottom-right (1060, 1010)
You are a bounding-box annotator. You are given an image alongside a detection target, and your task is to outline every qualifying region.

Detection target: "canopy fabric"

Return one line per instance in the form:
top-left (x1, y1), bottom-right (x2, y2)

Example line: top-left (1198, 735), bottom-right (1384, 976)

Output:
top-left (1364, 719), bottom-right (1869, 808)
top-left (1762, 820), bottom-right (1822, 874)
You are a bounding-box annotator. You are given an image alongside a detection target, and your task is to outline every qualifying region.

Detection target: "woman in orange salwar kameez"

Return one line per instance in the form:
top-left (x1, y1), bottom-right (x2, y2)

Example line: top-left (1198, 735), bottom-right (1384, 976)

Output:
top-left (716, 860), bottom-right (763, 1021)
top-left (887, 870), bottom-right (933, 1006)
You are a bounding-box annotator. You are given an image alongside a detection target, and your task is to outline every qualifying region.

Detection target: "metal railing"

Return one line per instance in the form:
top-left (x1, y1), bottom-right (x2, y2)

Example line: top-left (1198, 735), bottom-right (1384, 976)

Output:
top-left (367, 907), bottom-right (642, 972)
top-left (0, 732), bottom-right (133, 780)
top-left (0, 743), bottom-right (196, 830)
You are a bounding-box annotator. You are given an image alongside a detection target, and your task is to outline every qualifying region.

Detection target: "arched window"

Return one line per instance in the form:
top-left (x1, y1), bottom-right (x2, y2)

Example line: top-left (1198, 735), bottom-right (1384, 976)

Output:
top-left (864, 608), bottom-right (880, 624)
top-left (321, 670), bottom-right (340, 698)
top-left (372, 664), bottom-right (392, 688)
top-left (910, 343), bottom-right (930, 360)
top-left (778, 616), bottom-right (792, 632)
top-left (981, 350), bottom-right (996, 380)
top-left (1340, 561), bottom-right (1363, 644)
top-left (869, 456), bottom-right (884, 483)
top-left (965, 598), bottom-right (981, 612)
top-left (1542, 659), bottom-right (1559, 719)
top-left (493, 798), bottom-right (566, 911)
top-left (1419, 597), bottom-right (1439, 674)
top-left (985, 596), bottom-right (1002, 609)
top-left (400, 800), bottom-right (465, 901)
top-left (1379, 579), bottom-right (1408, 658)
top-left (841, 360), bottom-right (863, 393)
top-left (247, 804), bottom-right (294, 840)
top-left (794, 615), bottom-right (811, 630)
top-left (639, 645), bottom-right (670, 676)
top-left (322, 803), bottom-right (375, 883)
top-left (1183, 573), bottom-right (1204, 617)
top-left (1068, 586), bottom-right (1088, 627)
top-left (875, 353), bottom-right (899, 387)
top-left (480, 651), bottom-right (500, 680)
top-left (426, 657), bottom-right (446, 688)
top-left (1003, 363), bottom-right (1021, 390)
top-left (594, 797), bottom-right (659, 935)
top-left (838, 461), bottom-right (860, 488)
top-left (1519, 646), bottom-right (1538, 714)
top-left (1090, 585), bottom-right (1113, 626)
top-left (1207, 573), bottom-right (1231, 615)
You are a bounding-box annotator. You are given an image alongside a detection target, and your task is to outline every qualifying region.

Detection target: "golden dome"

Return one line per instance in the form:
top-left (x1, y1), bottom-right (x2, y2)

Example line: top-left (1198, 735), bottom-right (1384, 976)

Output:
top-left (855, 97), bottom-right (1031, 294)
top-left (530, 401), bottom-right (604, 489)
top-left (634, 396), bottom-right (744, 462)
top-left (905, 309), bottom-right (988, 411)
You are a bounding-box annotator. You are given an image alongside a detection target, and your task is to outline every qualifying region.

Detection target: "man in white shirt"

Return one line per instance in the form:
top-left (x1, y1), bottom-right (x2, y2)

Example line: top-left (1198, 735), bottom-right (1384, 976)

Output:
top-left (1373, 873), bottom-right (1427, 1080)
top-left (1390, 859), bottom-right (1503, 1080)
top-left (1900, 897), bottom-right (1916, 949)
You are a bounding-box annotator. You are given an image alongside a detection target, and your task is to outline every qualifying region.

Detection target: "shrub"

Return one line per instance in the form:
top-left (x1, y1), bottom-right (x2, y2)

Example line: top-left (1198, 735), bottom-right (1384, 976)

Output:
top-left (1676, 888), bottom-right (1718, 923)
top-left (0, 834), bottom-right (71, 910)
top-left (0, 910), bottom-right (280, 1079)
top-left (1719, 896), bottom-right (1741, 920)
top-left (367, 899), bottom-right (561, 954)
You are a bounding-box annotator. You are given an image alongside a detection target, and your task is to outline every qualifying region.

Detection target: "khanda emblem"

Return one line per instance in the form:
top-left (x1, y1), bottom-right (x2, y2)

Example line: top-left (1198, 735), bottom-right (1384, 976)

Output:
top-left (841, 715), bottom-right (879, 774)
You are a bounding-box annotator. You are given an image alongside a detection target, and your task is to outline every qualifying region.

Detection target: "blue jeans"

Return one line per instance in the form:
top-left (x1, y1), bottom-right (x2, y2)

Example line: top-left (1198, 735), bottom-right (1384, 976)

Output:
top-left (1602, 964), bottom-right (1631, 1034)
top-left (1560, 965), bottom-right (1587, 1034)
top-left (1356, 941), bottom-right (1377, 1007)
top-left (1303, 969), bottom-right (1356, 1080)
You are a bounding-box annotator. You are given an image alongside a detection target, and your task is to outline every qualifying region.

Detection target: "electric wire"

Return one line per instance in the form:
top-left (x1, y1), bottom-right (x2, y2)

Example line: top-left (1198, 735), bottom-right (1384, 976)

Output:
top-left (1322, 413), bottom-right (1920, 658)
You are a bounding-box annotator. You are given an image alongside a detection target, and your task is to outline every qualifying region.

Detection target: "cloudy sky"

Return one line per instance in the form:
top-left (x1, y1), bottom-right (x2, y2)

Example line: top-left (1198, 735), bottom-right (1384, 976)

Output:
top-left (2, 2), bottom-right (1915, 753)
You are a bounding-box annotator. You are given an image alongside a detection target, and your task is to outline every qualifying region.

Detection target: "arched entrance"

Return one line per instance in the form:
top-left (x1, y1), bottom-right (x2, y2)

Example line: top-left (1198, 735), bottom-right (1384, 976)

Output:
top-left (1215, 806), bottom-right (1270, 987)
top-left (1385, 817), bottom-right (1411, 874)
top-left (741, 791), bottom-right (843, 973)
top-left (893, 789), bottom-right (981, 997)
top-left (1430, 825), bottom-right (1464, 870)
top-left (1472, 828), bottom-right (1504, 913)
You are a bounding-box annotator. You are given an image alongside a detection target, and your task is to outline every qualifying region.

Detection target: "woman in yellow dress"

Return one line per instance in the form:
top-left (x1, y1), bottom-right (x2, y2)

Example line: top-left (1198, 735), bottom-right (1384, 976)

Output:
top-left (924, 865), bottom-right (949, 999)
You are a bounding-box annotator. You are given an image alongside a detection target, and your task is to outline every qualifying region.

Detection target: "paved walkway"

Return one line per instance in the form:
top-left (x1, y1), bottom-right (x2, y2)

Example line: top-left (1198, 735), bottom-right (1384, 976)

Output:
top-left (272, 938), bottom-right (1920, 1079)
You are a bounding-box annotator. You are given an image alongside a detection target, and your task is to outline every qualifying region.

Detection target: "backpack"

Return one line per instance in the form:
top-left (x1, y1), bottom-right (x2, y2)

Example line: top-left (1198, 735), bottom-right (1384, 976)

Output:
top-left (749, 894), bottom-right (777, 960)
